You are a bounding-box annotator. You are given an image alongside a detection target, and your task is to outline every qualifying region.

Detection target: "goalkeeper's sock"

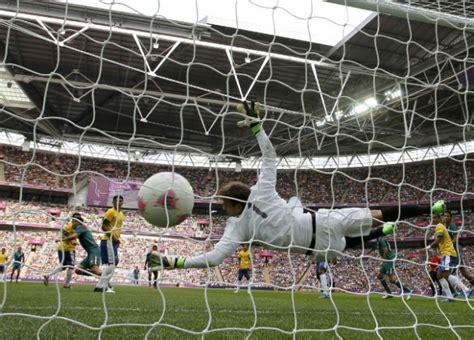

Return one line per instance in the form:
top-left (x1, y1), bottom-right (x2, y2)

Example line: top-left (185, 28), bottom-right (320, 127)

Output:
top-left (96, 265), bottom-right (114, 289)
top-left (104, 265), bottom-right (116, 288)
top-left (380, 279), bottom-right (391, 294)
top-left (439, 278), bottom-right (453, 298)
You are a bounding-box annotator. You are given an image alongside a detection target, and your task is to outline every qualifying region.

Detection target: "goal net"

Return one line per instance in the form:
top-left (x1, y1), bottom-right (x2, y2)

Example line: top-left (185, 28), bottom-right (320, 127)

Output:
top-left (0, 0), bottom-right (473, 338)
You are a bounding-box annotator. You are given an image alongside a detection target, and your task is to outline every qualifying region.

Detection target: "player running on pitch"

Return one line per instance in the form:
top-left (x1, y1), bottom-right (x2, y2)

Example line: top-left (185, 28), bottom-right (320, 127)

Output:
top-left (43, 212), bottom-right (81, 288)
top-left (315, 261), bottom-right (330, 299)
top-left (234, 244), bottom-right (251, 293)
top-left (62, 214), bottom-right (102, 277)
top-left (376, 237), bottom-right (413, 299)
top-left (10, 246), bottom-right (25, 283)
top-left (158, 101), bottom-right (446, 271)
top-left (96, 195), bottom-right (124, 293)
top-left (423, 214), bottom-right (469, 302)
top-left (0, 248), bottom-right (8, 282)
top-left (144, 245), bottom-right (162, 288)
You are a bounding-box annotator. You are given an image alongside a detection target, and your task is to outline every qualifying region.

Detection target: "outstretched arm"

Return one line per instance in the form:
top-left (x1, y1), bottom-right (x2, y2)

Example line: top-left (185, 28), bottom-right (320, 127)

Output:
top-left (159, 221), bottom-right (243, 270)
top-left (185, 220), bottom-right (242, 268)
top-left (159, 238), bottom-right (240, 270)
top-left (184, 239), bottom-right (240, 268)
top-left (238, 101), bottom-right (277, 195)
top-left (255, 129), bottom-right (277, 195)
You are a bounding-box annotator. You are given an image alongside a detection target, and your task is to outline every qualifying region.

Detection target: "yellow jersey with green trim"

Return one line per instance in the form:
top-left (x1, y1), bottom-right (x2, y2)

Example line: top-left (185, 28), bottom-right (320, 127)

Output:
top-left (238, 249), bottom-right (251, 270)
top-left (102, 207), bottom-right (124, 241)
top-left (0, 253), bottom-right (7, 264)
top-left (57, 222), bottom-right (77, 252)
top-left (435, 223), bottom-right (457, 257)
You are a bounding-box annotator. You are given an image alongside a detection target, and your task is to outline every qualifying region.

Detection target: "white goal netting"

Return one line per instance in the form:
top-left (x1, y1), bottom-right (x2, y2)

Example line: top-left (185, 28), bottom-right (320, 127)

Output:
top-left (0, 0), bottom-right (473, 339)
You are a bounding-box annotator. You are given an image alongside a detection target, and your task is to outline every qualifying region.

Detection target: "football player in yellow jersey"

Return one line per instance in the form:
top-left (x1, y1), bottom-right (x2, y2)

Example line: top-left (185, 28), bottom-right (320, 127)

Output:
top-left (95, 195), bottom-right (124, 293)
top-left (0, 248), bottom-right (8, 281)
top-left (43, 212), bottom-right (81, 288)
top-left (234, 244), bottom-right (251, 293)
top-left (424, 214), bottom-right (469, 301)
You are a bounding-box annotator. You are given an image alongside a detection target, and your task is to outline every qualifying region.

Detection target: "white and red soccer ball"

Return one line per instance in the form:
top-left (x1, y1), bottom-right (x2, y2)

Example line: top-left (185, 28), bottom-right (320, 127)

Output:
top-left (138, 172), bottom-right (194, 227)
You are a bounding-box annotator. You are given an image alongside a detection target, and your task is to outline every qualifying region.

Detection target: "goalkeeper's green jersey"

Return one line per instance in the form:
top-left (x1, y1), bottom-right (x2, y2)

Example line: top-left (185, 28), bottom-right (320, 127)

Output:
top-left (147, 251), bottom-right (162, 269)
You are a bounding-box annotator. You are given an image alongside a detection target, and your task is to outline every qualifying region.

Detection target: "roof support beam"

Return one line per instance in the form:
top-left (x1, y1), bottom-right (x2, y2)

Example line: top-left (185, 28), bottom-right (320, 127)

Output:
top-left (0, 9), bottom-right (397, 79)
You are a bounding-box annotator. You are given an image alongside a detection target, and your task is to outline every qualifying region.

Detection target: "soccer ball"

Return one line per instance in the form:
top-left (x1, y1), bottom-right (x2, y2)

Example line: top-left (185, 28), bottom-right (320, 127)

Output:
top-left (138, 172), bottom-right (194, 227)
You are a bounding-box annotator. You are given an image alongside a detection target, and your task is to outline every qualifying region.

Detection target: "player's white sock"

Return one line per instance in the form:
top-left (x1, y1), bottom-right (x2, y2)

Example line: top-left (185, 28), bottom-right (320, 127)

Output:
top-left (448, 275), bottom-right (468, 293)
top-left (96, 271), bottom-right (105, 289)
top-left (96, 265), bottom-right (114, 288)
top-left (235, 283), bottom-right (240, 292)
top-left (439, 278), bottom-right (453, 298)
top-left (103, 265), bottom-right (116, 288)
top-left (65, 268), bottom-right (73, 286)
top-left (320, 273), bottom-right (329, 295)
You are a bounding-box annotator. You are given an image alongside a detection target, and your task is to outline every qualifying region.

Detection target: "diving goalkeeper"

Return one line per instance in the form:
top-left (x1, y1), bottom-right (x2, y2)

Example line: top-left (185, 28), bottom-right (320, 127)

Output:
top-left (160, 101), bottom-right (445, 270)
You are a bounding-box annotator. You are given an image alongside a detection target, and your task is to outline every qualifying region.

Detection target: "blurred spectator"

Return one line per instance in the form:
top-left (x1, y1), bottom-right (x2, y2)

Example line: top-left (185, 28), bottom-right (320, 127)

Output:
top-left (1, 145), bottom-right (472, 205)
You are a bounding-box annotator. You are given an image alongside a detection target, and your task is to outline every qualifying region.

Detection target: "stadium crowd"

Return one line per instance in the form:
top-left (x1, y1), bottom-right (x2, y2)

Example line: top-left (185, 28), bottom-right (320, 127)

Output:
top-left (0, 229), bottom-right (472, 296)
top-left (0, 199), bottom-right (227, 236)
top-left (1, 198), bottom-right (473, 238)
top-left (1, 145), bottom-right (473, 205)
top-left (0, 146), bottom-right (473, 295)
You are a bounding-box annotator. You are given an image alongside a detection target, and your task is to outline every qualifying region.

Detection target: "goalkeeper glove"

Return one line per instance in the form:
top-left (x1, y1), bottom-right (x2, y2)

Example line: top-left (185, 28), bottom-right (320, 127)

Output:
top-left (236, 100), bottom-right (261, 135)
top-left (161, 255), bottom-right (186, 270)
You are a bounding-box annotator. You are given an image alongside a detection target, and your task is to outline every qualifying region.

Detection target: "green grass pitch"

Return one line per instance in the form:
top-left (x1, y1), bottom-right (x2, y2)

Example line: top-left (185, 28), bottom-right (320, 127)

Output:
top-left (0, 282), bottom-right (472, 339)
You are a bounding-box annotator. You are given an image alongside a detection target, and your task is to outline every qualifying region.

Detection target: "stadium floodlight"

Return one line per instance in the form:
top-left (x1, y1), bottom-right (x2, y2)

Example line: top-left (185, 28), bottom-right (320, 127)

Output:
top-left (315, 119), bottom-right (326, 127)
top-left (384, 89), bottom-right (402, 100)
top-left (315, 110), bottom-right (345, 127)
top-left (334, 110), bottom-right (345, 119)
top-left (364, 97), bottom-right (378, 108)
top-left (350, 97), bottom-right (378, 115)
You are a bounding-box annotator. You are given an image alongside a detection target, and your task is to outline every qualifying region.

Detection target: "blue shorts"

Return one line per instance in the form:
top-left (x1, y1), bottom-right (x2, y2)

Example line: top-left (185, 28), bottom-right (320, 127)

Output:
top-left (101, 240), bottom-right (119, 265)
top-left (438, 256), bottom-right (456, 272)
top-left (238, 269), bottom-right (250, 281)
top-left (12, 263), bottom-right (21, 271)
top-left (0, 265), bottom-right (5, 273)
top-left (315, 261), bottom-right (327, 274)
top-left (57, 251), bottom-right (75, 267)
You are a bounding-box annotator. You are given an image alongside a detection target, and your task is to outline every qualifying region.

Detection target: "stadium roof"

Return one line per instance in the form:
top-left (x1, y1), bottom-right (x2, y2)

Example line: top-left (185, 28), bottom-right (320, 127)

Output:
top-left (0, 0), bottom-right (473, 168)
